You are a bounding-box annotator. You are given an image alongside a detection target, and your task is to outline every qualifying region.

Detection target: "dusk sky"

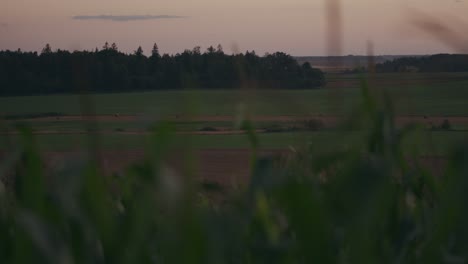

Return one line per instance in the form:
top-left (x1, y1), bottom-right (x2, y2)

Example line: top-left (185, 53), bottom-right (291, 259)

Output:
top-left (1, 0), bottom-right (467, 55)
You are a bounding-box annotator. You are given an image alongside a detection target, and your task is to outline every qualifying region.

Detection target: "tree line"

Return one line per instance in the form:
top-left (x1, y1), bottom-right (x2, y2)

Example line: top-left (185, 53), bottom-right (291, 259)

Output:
top-left (376, 54), bottom-right (468, 73)
top-left (0, 43), bottom-right (325, 96)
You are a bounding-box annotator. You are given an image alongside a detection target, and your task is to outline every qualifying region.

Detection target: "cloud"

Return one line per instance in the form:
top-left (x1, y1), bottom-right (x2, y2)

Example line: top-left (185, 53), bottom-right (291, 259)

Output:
top-left (0, 23), bottom-right (7, 27)
top-left (72, 15), bottom-right (185, 22)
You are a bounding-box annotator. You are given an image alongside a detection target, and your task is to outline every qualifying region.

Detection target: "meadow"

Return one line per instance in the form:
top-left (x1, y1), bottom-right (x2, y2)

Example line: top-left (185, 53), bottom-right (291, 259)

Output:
top-left (1, 73), bottom-right (468, 116)
top-left (2, 72), bottom-right (468, 156)
top-left (1, 131), bottom-right (464, 156)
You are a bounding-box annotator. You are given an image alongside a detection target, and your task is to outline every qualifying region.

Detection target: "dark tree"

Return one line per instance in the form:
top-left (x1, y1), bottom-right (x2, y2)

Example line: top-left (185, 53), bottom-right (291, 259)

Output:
top-left (151, 43), bottom-right (160, 58)
top-left (111, 43), bottom-right (118, 52)
top-left (376, 54), bottom-right (468, 73)
top-left (0, 44), bottom-right (325, 96)
top-left (193, 46), bottom-right (201, 55)
top-left (134, 46), bottom-right (144, 57)
top-left (41, 44), bottom-right (52, 54)
top-left (216, 44), bottom-right (224, 54)
top-left (207, 46), bottom-right (216, 54)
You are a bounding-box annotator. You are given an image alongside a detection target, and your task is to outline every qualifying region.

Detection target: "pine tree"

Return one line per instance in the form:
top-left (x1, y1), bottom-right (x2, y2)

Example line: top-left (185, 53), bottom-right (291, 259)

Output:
top-left (151, 43), bottom-right (160, 58)
top-left (42, 43), bottom-right (52, 54)
top-left (216, 44), bottom-right (224, 54)
top-left (207, 46), bottom-right (216, 54)
top-left (135, 46), bottom-right (144, 57)
top-left (193, 46), bottom-right (201, 55)
top-left (111, 43), bottom-right (118, 52)
top-left (103, 42), bottom-right (109, 50)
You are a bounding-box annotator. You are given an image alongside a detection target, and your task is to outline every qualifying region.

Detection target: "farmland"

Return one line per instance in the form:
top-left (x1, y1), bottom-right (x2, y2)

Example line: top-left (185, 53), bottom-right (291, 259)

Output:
top-left (1, 71), bottom-right (467, 183)
top-left (1, 73), bottom-right (468, 116)
top-left (2, 70), bottom-right (468, 263)
top-left (0, 73), bottom-right (468, 138)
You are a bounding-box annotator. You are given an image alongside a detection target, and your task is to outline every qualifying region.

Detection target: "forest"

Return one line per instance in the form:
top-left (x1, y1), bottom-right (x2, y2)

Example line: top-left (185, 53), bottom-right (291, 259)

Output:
top-left (0, 43), bottom-right (325, 96)
top-left (376, 54), bottom-right (468, 73)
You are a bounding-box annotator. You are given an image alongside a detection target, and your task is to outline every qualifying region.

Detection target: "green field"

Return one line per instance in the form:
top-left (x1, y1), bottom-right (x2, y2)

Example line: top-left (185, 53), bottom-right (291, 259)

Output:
top-left (1, 73), bottom-right (468, 117)
top-left (2, 73), bottom-right (468, 154)
top-left (1, 130), bottom-right (465, 156)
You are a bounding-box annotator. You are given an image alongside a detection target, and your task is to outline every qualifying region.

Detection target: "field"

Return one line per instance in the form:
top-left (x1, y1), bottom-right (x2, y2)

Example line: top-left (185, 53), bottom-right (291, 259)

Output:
top-left (1, 73), bottom-right (468, 116)
top-left (2, 72), bottom-right (468, 183)
top-left (3, 70), bottom-right (468, 263)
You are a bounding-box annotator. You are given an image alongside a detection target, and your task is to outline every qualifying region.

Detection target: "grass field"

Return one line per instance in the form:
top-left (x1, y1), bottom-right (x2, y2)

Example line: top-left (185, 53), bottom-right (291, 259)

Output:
top-left (2, 129), bottom-right (467, 157)
top-left (1, 73), bottom-right (468, 116)
top-left (1, 72), bottom-right (468, 156)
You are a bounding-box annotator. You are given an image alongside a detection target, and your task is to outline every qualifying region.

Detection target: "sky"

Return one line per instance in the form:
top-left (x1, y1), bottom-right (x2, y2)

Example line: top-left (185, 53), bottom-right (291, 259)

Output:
top-left (0, 0), bottom-right (467, 56)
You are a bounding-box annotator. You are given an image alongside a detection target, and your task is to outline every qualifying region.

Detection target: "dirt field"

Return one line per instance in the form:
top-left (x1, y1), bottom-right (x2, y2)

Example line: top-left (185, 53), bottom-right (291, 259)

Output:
top-left (1, 113), bottom-right (459, 189)
top-left (28, 150), bottom-right (447, 188)
top-left (1, 129), bottom-right (267, 136)
top-left (20, 114), bottom-right (468, 125)
top-left (41, 149), bottom-right (285, 187)
top-left (0, 147), bottom-right (449, 200)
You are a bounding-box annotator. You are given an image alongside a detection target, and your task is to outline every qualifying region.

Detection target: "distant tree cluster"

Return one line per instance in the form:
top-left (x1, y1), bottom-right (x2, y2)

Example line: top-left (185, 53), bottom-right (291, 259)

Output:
top-left (0, 43), bottom-right (325, 96)
top-left (376, 54), bottom-right (468, 73)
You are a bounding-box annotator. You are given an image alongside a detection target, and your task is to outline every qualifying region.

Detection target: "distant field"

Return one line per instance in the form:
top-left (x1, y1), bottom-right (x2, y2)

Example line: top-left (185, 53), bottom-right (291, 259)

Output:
top-left (1, 73), bottom-right (468, 117)
top-left (1, 72), bottom-right (468, 157)
top-left (2, 130), bottom-right (467, 156)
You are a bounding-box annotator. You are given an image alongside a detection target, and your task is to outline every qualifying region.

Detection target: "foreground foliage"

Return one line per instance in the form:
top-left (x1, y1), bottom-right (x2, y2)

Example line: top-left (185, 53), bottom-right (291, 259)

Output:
top-left (1, 83), bottom-right (468, 263)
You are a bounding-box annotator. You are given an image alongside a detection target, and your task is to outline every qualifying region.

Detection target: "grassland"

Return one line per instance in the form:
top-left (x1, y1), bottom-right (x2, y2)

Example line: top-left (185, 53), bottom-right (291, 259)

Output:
top-left (1, 72), bottom-right (468, 155)
top-left (1, 73), bottom-right (468, 116)
top-left (0, 131), bottom-right (464, 156)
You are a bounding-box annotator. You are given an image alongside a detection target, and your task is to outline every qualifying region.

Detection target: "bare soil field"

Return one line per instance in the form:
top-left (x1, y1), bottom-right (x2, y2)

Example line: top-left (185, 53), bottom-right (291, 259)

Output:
top-left (7, 115), bottom-right (468, 136)
top-left (1, 129), bottom-right (267, 136)
top-left (16, 114), bottom-right (468, 124)
top-left (41, 149), bottom-right (285, 187)
top-left (22, 115), bottom-right (138, 122)
top-left (0, 149), bottom-right (447, 190)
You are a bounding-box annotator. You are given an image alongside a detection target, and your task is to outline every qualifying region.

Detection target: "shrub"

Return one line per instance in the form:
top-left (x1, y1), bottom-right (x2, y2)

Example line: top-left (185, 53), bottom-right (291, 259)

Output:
top-left (199, 126), bottom-right (219, 132)
top-left (4, 112), bottom-right (64, 120)
top-left (303, 119), bottom-right (325, 131)
top-left (264, 124), bottom-right (288, 133)
top-left (440, 119), bottom-right (451, 130)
